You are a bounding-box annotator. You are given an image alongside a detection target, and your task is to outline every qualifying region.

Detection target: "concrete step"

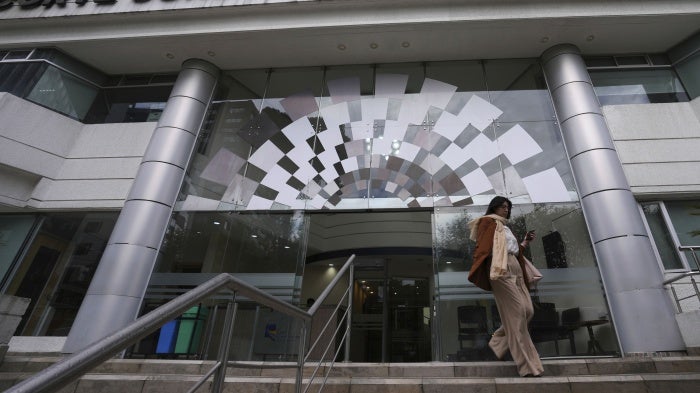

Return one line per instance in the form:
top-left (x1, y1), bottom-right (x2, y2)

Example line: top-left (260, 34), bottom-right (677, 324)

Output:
top-left (2, 356), bottom-right (700, 392)
top-left (2, 372), bottom-right (699, 393)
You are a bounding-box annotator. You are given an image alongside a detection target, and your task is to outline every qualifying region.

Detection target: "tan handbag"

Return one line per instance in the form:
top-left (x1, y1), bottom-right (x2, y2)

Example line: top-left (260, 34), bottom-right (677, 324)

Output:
top-left (523, 256), bottom-right (543, 285)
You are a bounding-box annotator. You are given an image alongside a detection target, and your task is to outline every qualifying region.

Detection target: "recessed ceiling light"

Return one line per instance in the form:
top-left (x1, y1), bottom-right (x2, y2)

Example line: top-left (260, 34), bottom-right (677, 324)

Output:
top-left (284, 245), bottom-right (290, 249)
top-left (586, 35), bottom-right (595, 41)
top-left (207, 51), bottom-right (216, 57)
top-left (337, 44), bottom-right (347, 51)
top-left (213, 221), bottom-right (220, 225)
top-left (165, 52), bottom-right (175, 59)
top-left (540, 37), bottom-right (550, 43)
top-left (369, 43), bottom-right (379, 49)
top-left (329, 263), bottom-right (334, 267)
top-left (251, 234), bottom-right (258, 238)
top-left (446, 261), bottom-right (452, 264)
top-left (401, 41), bottom-right (410, 48)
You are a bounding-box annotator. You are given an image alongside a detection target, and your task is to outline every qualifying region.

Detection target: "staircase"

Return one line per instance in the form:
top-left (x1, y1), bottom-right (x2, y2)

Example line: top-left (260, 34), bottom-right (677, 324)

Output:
top-left (2, 355), bottom-right (699, 393)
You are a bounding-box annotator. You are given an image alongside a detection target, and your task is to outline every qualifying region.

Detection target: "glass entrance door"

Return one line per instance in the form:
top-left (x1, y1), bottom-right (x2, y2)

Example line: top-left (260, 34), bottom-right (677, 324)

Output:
top-left (350, 260), bottom-right (431, 362)
top-left (302, 210), bottom-right (434, 362)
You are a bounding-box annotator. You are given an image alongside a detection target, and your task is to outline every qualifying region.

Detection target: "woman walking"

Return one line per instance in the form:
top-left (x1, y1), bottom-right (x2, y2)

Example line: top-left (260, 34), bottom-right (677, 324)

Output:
top-left (467, 196), bottom-right (544, 377)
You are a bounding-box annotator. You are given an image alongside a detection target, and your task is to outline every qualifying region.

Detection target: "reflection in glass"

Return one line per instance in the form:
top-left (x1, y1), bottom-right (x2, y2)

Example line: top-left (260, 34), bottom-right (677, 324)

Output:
top-left (26, 66), bottom-right (99, 121)
top-left (664, 200), bottom-right (700, 270)
top-left (642, 203), bottom-right (685, 270)
top-left (180, 60), bottom-right (576, 211)
top-left (434, 203), bottom-right (618, 360)
top-left (3, 212), bottom-right (118, 336)
top-left (590, 69), bottom-right (689, 105)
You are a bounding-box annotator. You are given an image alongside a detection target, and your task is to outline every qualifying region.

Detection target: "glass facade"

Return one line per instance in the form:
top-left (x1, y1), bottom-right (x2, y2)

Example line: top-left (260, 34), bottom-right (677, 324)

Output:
top-left (0, 49), bottom-right (173, 123)
top-left (434, 203), bottom-right (617, 360)
top-left (145, 59), bottom-right (617, 361)
top-left (590, 69), bottom-right (689, 105)
top-left (179, 60), bottom-right (576, 211)
top-left (1, 212), bottom-right (118, 336)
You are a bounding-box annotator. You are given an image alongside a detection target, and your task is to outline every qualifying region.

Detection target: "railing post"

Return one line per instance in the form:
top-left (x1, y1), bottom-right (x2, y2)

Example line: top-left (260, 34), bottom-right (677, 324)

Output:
top-left (345, 263), bottom-right (354, 362)
top-left (211, 295), bottom-right (237, 393)
top-left (295, 321), bottom-right (308, 393)
top-left (670, 286), bottom-right (682, 313)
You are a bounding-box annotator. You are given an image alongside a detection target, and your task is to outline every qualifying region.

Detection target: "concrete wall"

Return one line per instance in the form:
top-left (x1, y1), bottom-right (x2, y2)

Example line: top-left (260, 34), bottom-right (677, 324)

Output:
top-left (0, 93), bottom-right (155, 210)
top-left (604, 97), bottom-right (700, 199)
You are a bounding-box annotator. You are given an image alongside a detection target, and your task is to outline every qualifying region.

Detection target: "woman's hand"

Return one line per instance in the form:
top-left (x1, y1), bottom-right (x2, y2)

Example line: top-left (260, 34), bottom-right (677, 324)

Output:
top-left (521, 230), bottom-right (536, 247)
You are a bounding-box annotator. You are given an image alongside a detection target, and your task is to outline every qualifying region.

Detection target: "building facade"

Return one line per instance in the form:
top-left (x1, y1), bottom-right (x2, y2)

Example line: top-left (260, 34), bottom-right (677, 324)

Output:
top-left (1, 0), bottom-right (699, 361)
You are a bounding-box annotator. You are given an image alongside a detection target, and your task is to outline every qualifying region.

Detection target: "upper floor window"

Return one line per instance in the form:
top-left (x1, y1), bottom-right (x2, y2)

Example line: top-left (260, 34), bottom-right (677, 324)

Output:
top-left (642, 201), bottom-right (700, 272)
top-left (585, 54), bottom-right (690, 105)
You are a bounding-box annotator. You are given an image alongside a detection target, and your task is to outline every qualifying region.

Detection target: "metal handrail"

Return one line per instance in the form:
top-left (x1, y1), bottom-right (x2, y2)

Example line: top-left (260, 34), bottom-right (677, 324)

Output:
top-left (299, 254), bottom-right (355, 393)
top-left (6, 254), bottom-right (356, 393)
top-left (5, 273), bottom-right (309, 393)
top-left (663, 246), bottom-right (700, 313)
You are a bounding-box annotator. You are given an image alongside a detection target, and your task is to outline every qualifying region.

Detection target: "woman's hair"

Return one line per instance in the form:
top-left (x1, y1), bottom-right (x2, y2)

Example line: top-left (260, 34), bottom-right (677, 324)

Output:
top-left (485, 196), bottom-right (512, 219)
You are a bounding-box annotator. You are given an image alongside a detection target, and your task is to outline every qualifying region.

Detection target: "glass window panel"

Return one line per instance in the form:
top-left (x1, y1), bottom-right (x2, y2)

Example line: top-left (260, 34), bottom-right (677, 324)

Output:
top-left (675, 51), bottom-right (700, 100)
top-left (642, 203), bottom-right (684, 270)
top-left (590, 69), bottom-right (690, 105)
top-left (492, 121), bottom-right (577, 203)
top-left (4, 212), bottom-right (118, 336)
top-left (484, 59), bottom-right (555, 123)
top-left (434, 202), bottom-right (618, 360)
top-left (216, 69), bottom-right (269, 101)
top-left (0, 215), bottom-right (37, 289)
top-left (182, 60), bottom-right (565, 211)
top-left (664, 200), bottom-right (700, 270)
top-left (25, 65), bottom-right (99, 121)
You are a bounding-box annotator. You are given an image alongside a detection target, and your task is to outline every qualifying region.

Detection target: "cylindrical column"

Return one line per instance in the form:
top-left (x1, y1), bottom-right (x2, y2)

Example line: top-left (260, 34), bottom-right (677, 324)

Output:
top-left (541, 44), bottom-right (684, 354)
top-left (64, 59), bottom-right (219, 353)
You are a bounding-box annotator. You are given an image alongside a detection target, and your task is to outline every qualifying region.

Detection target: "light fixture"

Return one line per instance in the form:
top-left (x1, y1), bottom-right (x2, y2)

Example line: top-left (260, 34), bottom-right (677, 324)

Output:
top-left (213, 221), bottom-right (220, 225)
top-left (369, 43), bottom-right (379, 49)
top-left (446, 261), bottom-right (452, 264)
top-left (329, 263), bottom-right (334, 267)
top-left (401, 41), bottom-right (410, 48)
top-left (207, 51), bottom-right (216, 57)
top-left (337, 44), bottom-right (347, 51)
top-left (586, 35), bottom-right (595, 41)
top-left (284, 245), bottom-right (290, 249)
top-left (251, 234), bottom-right (258, 238)
top-left (540, 37), bottom-right (550, 43)
top-left (165, 52), bottom-right (175, 59)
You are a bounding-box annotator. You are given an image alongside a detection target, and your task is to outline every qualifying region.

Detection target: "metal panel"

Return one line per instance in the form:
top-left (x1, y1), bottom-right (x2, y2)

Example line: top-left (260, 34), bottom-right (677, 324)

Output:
top-left (542, 51), bottom-right (592, 90)
top-left (551, 81), bottom-right (602, 122)
top-left (595, 236), bottom-right (666, 292)
top-left (560, 113), bottom-right (616, 158)
top-left (570, 149), bottom-right (630, 196)
top-left (107, 200), bottom-right (173, 249)
top-left (87, 244), bottom-right (158, 298)
top-left (63, 295), bottom-right (144, 353)
top-left (142, 126), bottom-right (196, 168)
top-left (157, 96), bottom-right (207, 134)
top-left (169, 68), bottom-right (218, 103)
top-left (581, 189), bottom-right (647, 242)
top-left (608, 288), bottom-right (685, 352)
top-left (181, 58), bottom-right (221, 79)
top-left (127, 162), bottom-right (184, 206)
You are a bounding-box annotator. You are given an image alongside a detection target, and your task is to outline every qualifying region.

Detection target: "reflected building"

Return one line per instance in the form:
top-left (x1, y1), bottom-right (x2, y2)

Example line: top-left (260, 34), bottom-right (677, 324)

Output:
top-left (0, 1), bottom-right (699, 362)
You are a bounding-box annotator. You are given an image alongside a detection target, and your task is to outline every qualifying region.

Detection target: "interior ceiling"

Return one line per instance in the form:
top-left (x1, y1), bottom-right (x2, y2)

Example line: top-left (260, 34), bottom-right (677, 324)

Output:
top-left (2, 3), bottom-right (699, 75)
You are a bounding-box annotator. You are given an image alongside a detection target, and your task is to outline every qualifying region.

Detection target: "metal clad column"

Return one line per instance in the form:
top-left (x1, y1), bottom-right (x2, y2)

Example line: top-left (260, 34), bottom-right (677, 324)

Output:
top-left (540, 44), bottom-right (684, 353)
top-left (64, 59), bottom-right (219, 353)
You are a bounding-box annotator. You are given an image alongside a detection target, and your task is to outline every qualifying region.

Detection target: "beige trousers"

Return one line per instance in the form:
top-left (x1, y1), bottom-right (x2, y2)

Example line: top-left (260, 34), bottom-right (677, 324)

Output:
top-left (489, 254), bottom-right (544, 376)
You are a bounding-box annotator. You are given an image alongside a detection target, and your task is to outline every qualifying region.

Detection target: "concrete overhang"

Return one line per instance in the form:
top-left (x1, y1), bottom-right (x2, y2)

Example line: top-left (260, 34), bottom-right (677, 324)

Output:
top-left (0, 0), bottom-right (699, 74)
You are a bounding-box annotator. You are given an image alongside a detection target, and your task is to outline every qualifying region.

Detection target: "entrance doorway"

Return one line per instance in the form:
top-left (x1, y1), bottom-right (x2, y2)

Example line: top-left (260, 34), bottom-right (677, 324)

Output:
top-left (302, 210), bottom-right (434, 362)
top-left (352, 260), bottom-right (431, 362)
